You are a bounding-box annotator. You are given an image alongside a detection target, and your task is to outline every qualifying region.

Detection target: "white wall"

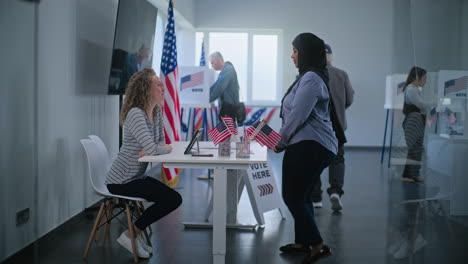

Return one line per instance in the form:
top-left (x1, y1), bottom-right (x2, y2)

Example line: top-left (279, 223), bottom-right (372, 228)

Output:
top-left (36, 0), bottom-right (120, 239)
top-left (0, 0), bottom-right (37, 260)
top-left (1, 0), bottom-right (120, 261)
top-left (392, 0), bottom-right (464, 73)
top-left (194, 0), bottom-right (394, 146)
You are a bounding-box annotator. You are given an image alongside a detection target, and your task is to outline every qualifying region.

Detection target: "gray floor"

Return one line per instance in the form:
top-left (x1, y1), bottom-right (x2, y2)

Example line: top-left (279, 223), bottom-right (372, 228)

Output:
top-left (3, 148), bottom-right (467, 264)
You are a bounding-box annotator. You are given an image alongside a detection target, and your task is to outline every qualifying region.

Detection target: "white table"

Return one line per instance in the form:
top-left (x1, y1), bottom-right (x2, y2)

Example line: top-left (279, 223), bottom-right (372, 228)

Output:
top-left (139, 141), bottom-right (268, 264)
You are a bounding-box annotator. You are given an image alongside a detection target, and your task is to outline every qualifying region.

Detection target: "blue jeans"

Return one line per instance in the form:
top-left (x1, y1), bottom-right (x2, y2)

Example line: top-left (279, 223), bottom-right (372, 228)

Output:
top-left (282, 140), bottom-right (336, 247)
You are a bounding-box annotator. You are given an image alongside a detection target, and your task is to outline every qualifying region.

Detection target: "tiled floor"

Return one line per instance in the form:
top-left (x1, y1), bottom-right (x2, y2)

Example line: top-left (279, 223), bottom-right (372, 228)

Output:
top-left (3, 149), bottom-right (467, 264)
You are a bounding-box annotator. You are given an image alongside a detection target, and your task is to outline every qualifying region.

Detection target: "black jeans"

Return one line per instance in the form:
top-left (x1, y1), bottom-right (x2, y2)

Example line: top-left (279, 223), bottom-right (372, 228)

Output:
top-left (107, 176), bottom-right (182, 230)
top-left (282, 140), bottom-right (336, 247)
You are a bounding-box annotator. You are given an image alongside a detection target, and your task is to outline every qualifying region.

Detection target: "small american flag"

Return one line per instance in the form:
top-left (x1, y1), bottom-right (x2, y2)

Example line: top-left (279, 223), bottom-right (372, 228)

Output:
top-left (221, 116), bottom-right (238, 135)
top-left (444, 107), bottom-right (456, 124)
top-left (426, 107), bottom-right (437, 127)
top-left (208, 121), bottom-right (231, 145)
top-left (246, 121), bottom-right (281, 149)
top-left (181, 71), bottom-right (204, 91)
top-left (444, 76), bottom-right (467, 96)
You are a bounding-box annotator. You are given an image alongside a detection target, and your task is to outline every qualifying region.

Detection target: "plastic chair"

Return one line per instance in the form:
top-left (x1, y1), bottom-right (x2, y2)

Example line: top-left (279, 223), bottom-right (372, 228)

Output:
top-left (87, 135), bottom-right (152, 235)
top-left (88, 135), bottom-right (111, 170)
top-left (81, 139), bottom-right (151, 263)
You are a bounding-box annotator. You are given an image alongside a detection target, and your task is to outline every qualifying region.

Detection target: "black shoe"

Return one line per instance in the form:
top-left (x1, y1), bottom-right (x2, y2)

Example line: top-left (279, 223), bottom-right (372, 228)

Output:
top-left (279, 244), bottom-right (310, 254)
top-left (301, 245), bottom-right (331, 263)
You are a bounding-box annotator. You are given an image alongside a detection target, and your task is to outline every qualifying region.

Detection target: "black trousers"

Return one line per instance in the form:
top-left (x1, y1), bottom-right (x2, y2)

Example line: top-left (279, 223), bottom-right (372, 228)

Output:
top-left (107, 176), bottom-right (182, 230)
top-left (282, 140), bottom-right (336, 247)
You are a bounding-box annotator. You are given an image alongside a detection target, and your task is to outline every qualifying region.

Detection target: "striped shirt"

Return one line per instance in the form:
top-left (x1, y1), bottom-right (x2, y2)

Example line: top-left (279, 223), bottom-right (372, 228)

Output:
top-left (106, 107), bottom-right (170, 185)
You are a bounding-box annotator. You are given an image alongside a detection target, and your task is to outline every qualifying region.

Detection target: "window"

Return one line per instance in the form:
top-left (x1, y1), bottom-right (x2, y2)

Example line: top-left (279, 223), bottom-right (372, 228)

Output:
top-left (195, 30), bottom-right (282, 106)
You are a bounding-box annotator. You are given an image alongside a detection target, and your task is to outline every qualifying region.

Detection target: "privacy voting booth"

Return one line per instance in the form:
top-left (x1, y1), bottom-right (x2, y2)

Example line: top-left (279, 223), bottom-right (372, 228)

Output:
top-left (178, 66), bottom-right (216, 107)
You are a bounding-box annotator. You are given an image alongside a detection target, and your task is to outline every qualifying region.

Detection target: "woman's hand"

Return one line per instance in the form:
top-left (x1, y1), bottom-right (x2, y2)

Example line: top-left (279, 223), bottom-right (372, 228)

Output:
top-left (139, 150), bottom-right (147, 158)
top-left (274, 145), bottom-right (284, 153)
top-left (164, 144), bottom-right (173, 152)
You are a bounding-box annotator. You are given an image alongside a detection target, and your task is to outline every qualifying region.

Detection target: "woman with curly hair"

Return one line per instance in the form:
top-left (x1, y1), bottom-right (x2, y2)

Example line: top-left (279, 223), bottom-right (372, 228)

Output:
top-left (106, 68), bottom-right (182, 258)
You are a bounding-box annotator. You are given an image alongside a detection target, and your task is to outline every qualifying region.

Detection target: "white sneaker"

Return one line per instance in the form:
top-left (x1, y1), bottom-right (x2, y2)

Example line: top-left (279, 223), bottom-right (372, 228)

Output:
top-left (137, 234), bottom-right (153, 254)
top-left (393, 234), bottom-right (427, 259)
top-left (313, 202), bottom-right (323, 208)
top-left (330, 194), bottom-right (343, 212)
top-left (116, 232), bottom-right (150, 258)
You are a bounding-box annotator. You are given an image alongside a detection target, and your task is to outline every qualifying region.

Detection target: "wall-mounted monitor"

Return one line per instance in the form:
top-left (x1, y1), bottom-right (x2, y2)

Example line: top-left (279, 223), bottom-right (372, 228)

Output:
top-left (108, 0), bottom-right (157, 95)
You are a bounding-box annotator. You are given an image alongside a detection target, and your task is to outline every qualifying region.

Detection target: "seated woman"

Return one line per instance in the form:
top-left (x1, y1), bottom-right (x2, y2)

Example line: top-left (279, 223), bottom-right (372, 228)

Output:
top-left (106, 68), bottom-right (182, 258)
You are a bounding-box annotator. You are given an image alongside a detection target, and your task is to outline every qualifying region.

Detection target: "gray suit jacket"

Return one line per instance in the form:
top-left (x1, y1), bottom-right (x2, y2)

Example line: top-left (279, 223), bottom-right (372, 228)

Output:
top-left (327, 65), bottom-right (354, 130)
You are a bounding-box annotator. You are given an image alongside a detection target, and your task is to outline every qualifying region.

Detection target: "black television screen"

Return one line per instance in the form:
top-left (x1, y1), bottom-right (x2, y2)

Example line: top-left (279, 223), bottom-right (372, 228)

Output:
top-left (108, 0), bottom-right (158, 95)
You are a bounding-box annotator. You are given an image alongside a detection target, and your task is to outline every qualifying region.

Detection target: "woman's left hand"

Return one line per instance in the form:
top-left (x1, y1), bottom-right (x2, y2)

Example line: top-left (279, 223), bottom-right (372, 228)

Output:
top-left (139, 150), bottom-right (147, 158)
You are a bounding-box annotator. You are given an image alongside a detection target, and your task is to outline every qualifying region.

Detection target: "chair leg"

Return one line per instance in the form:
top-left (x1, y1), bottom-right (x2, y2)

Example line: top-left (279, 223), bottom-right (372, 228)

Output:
top-left (95, 200), bottom-right (109, 241)
top-left (138, 201), bottom-right (152, 235)
top-left (134, 201), bottom-right (152, 248)
top-left (102, 199), bottom-right (114, 245)
top-left (125, 201), bottom-right (139, 263)
top-left (83, 201), bottom-right (106, 259)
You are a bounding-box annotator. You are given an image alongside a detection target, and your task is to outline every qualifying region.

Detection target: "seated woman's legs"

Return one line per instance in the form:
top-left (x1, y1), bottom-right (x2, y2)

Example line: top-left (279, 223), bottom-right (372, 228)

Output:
top-left (107, 176), bottom-right (182, 234)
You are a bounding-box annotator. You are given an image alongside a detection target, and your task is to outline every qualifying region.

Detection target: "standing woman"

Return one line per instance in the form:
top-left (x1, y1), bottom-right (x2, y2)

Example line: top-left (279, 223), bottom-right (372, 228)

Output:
top-left (401, 66), bottom-right (432, 183)
top-left (275, 33), bottom-right (338, 263)
top-left (106, 68), bottom-right (182, 258)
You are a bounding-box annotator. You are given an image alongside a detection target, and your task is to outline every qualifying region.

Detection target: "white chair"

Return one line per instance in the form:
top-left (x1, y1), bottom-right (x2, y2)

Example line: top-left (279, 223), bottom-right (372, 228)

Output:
top-left (87, 135), bottom-right (153, 237)
top-left (81, 139), bottom-right (151, 263)
top-left (88, 135), bottom-right (111, 170)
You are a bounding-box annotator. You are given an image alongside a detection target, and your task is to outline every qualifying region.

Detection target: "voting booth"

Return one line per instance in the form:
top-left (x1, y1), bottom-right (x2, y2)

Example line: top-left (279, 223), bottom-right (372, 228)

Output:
top-left (384, 74), bottom-right (407, 110)
top-left (178, 66), bottom-right (217, 107)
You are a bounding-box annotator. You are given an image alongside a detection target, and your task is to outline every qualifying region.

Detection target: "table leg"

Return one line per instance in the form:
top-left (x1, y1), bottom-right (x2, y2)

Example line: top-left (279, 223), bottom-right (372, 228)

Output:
top-left (213, 168), bottom-right (227, 264)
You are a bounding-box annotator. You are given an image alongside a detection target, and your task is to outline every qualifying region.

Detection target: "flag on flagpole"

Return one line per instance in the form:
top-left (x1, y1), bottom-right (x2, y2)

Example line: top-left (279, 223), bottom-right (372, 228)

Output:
top-left (199, 38), bottom-right (206, 66)
top-left (160, 0), bottom-right (181, 187)
top-left (208, 121), bottom-right (231, 145)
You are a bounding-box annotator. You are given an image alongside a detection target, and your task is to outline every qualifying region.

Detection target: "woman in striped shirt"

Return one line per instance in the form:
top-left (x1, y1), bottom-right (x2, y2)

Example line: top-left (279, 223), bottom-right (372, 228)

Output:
top-left (106, 68), bottom-right (182, 258)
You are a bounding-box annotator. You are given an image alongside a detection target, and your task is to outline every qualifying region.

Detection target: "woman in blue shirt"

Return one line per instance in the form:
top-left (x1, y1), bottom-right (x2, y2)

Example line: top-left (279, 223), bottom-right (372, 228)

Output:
top-left (275, 33), bottom-right (338, 263)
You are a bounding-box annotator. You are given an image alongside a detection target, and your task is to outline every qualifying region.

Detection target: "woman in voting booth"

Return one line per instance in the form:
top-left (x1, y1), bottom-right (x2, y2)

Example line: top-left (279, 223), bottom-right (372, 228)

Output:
top-left (401, 66), bottom-right (432, 183)
top-left (105, 68), bottom-right (182, 258)
top-left (275, 33), bottom-right (338, 263)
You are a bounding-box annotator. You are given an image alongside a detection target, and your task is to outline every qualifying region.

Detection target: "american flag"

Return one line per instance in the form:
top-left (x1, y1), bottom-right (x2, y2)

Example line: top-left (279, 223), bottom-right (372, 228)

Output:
top-left (160, 0), bottom-right (180, 187)
top-left (199, 39), bottom-right (206, 66)
top-left (208, 121), bottom-right (231, 145)
top-left (221, 116), bottom-right (238, 135)
top-left (444, 107), bottom-right (456, 124)
top-left (246, 121), bottom-right (281, 149)
top-left (444, 76), bottom-right (467, 96)
top-left (180, 71), bottom-right (204, 90)
top-left (426, 107), bottom-right (437, 127)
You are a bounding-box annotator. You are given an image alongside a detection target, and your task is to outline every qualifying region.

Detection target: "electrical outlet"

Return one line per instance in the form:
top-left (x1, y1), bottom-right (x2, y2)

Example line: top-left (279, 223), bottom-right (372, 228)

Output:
top-left (16, 208), bottom-right (30, 226)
